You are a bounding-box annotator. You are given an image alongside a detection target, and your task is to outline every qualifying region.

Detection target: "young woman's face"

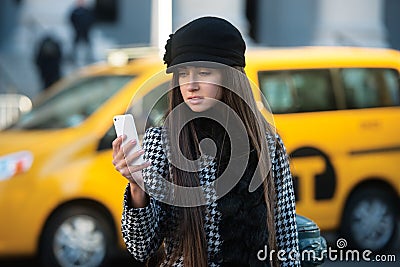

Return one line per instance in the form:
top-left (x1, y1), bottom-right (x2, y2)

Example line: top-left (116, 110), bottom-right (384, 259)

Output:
top-left (178, 66), bottom-right (223, 112)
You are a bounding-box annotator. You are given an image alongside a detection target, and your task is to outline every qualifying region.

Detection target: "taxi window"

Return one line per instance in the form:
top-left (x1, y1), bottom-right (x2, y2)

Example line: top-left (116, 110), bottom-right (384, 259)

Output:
top-left (128, 81), bottom-right (169, 136)
top-left (11, 75), bottom-right (133, 129)
top-left (259, 69), bottom-right (336, 114)
top-left (341, 68), bottom-right (400, 109)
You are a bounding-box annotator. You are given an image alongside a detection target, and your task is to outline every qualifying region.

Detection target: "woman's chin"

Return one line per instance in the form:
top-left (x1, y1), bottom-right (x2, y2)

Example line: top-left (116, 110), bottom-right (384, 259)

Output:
top-left (188, 106), bottom-right (208, 113)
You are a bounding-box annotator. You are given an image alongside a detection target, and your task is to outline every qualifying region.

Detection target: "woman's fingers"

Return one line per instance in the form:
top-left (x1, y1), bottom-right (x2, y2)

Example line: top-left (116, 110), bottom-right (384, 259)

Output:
top-left (112, 136), bottom-right (151, 184)
top-left (111, 136), bottom-right (122, 158)
top-left (121, 139), bottom-right (137, 159)
top-left (120, 139), bottom-right (151, 168)
top-left (127, 160), bottom-right (151, 173)
top-left (112, 135), bottom-right (134, 163)
top-left (112, 135), bottom-right (129, 159)
top-left (121, 162), bottom-right (150, 187)
top-left (124, 147), bottom-right (144, 164)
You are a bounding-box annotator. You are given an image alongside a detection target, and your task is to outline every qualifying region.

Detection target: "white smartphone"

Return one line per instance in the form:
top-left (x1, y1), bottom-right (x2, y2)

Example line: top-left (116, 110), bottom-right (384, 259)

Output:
top-left (113, 114), bottom-right (145, 165)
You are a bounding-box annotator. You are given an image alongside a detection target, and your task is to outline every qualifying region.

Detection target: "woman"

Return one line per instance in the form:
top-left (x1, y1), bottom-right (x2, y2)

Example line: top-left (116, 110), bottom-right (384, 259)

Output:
top-left (112, 17), bottom-right (300, 267)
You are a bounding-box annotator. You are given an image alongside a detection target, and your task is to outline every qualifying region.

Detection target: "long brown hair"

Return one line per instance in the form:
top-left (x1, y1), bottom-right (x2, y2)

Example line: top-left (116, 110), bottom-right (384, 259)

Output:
top-left (164, 66), bottom-right (279, 267)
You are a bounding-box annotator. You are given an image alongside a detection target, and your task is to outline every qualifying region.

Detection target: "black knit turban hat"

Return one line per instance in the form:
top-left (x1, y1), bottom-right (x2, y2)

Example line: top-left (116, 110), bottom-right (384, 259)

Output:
top-left (163, 16), bottom-right (246, 73)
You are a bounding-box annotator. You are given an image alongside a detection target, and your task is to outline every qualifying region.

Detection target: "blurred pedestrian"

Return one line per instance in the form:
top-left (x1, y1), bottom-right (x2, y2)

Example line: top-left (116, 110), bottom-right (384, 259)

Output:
top-left (35, 35), bottom-right (62, 90)
top-left (112, 17), bottom-right (300, 267)
top-left (69, 0), bottom-right (95, 63)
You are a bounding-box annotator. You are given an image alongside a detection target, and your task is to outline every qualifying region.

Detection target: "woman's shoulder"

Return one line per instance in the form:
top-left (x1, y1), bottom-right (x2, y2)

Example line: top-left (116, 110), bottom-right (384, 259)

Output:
top-left (144, 126), bottom-right (163, 136)
top-left (145, 126), bottom-right (170, 139)
top-left (265, 131), bottom-right (287, 157)
top-left (143, 126), bottom-right (165, 144)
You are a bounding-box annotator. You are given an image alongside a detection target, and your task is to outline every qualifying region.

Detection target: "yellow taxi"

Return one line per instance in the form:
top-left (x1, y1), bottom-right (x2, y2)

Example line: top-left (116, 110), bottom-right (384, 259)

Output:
top-left (0, 46), bottom-right (399, 266)
top-left (246, 47), bottom-right (400, 252)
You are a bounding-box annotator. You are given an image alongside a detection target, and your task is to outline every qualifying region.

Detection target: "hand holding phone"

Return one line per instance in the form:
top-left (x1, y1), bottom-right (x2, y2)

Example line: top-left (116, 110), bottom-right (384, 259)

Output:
top-left (113, 114), bottom-right (145, 165)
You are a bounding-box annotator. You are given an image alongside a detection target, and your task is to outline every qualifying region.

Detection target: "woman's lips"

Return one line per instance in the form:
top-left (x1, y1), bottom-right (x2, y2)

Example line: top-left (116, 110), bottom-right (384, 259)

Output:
top-left (187, 96), bottom-right (204, 104)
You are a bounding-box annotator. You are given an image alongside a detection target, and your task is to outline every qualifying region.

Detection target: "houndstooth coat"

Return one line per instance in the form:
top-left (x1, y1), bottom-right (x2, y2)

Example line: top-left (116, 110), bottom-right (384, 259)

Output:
top-left (121, 127), bottom-right (301, 267)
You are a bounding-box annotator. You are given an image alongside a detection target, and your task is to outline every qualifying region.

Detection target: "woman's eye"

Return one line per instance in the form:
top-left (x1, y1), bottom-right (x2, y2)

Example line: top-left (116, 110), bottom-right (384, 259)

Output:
top-left (199, 71), bottom-right (211, 76)
top-left (178, 72), bottom-right (187, 77)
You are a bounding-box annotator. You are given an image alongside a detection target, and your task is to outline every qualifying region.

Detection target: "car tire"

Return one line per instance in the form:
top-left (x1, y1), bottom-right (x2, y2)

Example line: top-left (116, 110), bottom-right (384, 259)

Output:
top-left (341, 187), bottom-right (398, 252)
top-left (39, 205), bottom-right (115, 267)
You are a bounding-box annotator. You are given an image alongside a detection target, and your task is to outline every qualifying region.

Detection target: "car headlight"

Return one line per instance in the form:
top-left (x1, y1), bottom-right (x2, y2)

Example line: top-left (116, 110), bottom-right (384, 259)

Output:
top-left (0, 151), bottom-right (33, 181)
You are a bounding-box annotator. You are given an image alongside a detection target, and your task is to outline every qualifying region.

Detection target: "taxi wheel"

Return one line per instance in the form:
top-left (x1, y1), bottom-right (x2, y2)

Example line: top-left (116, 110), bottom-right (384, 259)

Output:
top-left (39, 206), bottom-right (114, 267)
top-left (341, 187), bottom-right (398, 252)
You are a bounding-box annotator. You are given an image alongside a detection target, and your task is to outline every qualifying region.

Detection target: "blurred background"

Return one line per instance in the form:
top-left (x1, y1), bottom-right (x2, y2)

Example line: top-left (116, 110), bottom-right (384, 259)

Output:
top-left (0, 0), bottom-right (399, 266)
top-left (1, 0), bottom-right (400, 99)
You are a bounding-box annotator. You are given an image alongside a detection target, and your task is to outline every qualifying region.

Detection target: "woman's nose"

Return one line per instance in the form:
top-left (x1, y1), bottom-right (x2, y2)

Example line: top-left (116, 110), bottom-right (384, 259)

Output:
top-left (187, 83), bottom-right (199, 91)
top-left (186, 74), bottom-right (199, 91)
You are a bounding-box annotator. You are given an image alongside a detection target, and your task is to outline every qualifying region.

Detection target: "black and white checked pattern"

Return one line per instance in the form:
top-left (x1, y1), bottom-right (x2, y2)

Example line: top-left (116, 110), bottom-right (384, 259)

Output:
top-left (121, 127), bottom-right (300, 266)
top-left (199, 155), bottom-right (222, 267)
top-left (268, 134), bottom-right (301, 267)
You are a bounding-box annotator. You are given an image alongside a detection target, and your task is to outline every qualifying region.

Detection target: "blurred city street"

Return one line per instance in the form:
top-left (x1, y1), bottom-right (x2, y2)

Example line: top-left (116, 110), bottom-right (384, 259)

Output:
top-left (0, 1), bottom-right (399, 267)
